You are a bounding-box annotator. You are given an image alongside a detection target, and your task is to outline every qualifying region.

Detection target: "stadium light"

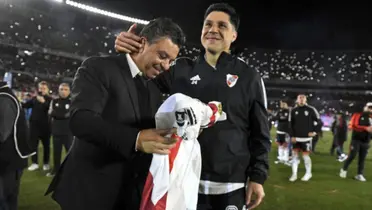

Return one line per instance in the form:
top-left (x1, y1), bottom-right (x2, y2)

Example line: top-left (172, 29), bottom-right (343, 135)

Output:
top-left (65, 0), bottom-right (149, 25)
top-left (51, 0), bottom-right (63, 3)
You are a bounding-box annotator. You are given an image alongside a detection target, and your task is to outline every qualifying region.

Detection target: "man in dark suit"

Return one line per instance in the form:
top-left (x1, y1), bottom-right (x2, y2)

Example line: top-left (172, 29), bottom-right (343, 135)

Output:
top-left (46, 18), bottom-right (186, 210)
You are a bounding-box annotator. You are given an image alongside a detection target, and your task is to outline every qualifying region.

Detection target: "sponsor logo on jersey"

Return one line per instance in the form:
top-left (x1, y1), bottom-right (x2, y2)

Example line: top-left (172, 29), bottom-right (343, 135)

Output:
top-left (190, 75), bottom-right (200, 85)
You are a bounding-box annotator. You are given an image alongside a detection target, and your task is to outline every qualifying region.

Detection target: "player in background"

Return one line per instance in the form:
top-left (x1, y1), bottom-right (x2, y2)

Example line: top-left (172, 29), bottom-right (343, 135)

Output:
top-left (340, 102), bottom-right (372, 181)
top-left (311, 119), bottom-right (323, 153)
top-left (288, 94), bottom-right (321, 182)
top-left (273, 100), bottom-right (290, 164)
top-left (330, 113), bottom-right (348, 162)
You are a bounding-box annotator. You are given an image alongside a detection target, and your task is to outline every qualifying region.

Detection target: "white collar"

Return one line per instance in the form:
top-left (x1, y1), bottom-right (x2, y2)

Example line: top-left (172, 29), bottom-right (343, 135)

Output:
top-left (126, 54), bottom-right (142, 78)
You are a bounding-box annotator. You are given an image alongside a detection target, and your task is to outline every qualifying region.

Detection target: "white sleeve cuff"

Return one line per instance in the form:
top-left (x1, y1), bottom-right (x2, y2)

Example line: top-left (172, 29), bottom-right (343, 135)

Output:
top-left (135, 131), bottom-right (141, 152)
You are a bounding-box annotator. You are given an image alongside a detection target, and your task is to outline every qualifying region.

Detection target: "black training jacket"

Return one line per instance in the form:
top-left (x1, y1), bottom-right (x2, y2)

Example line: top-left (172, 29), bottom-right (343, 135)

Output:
top-left (153, 52), bottom-right (271, 185)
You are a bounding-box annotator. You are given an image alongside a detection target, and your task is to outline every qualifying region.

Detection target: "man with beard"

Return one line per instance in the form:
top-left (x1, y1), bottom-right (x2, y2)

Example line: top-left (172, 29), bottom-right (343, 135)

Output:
top-left (115, 3), bottom-right (270, 210)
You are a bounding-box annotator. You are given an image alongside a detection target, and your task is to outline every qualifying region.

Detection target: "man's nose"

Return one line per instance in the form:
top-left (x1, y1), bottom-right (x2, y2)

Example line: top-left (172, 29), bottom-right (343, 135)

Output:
top-left (208, 25), bottom-right (218, 33)
top-left (162, 62), bottom-right (170, 71)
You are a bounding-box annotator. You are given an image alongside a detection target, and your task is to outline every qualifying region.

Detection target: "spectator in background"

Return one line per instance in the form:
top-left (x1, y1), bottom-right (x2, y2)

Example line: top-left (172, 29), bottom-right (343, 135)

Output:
top-left (267, 109), bottom-right (274, 131)
top-left (331, 113), bottom-right (348, 161)
top-left (0, 79), bottom-right (36, 210)
top-left (23, 93), bottom-right (32, 121)
top-left (47, 83), bottom-right (73, 177)
top-left (22, 81), bottom-right (52, 172)
top-left (273, 100), bottom-right (290, 164)
top-left (312, 119), bottom-right (323, 153)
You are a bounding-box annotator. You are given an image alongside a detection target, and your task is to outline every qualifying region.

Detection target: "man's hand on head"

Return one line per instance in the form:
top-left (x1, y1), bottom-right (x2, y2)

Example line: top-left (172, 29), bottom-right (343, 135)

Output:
top-left (115, 24), bottom-right (142, 53)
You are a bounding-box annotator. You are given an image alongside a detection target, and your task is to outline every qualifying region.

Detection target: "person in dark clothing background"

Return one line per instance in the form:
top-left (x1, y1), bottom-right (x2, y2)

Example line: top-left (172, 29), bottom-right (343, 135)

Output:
top-left (267, 109), bottom-right (274, 132)
top-left (46, 83), bottom-right (73, 177)
top-left (273, 100), bottom-right (290, 164)
top-left (330, 115), bottom-right (338, 155)
top-left (330, 113), bottom-right (348, 161)
top-left (115, 3), bottom-right (270, 210)
top-left (23, 93), bottom-right (32, 121)
top-left (340, 103), bottom-right (372, 182)
top-left (23, 81), bottom-right (52, 172)
top-left (0, 80), bottom-right (36, 210)
top-left (311, 119), bottom-right (323, 153)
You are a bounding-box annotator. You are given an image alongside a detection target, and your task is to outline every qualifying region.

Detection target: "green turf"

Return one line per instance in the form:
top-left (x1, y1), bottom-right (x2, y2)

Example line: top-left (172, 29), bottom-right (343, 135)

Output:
top-left (18, 131), bottom-right (372, 210)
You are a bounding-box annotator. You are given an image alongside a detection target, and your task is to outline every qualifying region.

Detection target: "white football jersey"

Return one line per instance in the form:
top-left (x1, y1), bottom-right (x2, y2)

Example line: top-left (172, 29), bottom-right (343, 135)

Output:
top-left (140, 93), bottom-right (226, 210)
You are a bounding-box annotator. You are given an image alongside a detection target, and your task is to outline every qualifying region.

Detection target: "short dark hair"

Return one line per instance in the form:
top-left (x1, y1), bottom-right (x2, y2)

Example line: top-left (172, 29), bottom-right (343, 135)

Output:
top-left (139, 18), bottom-right (186, 48)
top-left (204, 3), bottom-right (240, 31)
top-left (280, 99), bottom-right (289, 104)
top-left (38, 81), bottom-right (49, 87)
top-left (59, 83), bottom-right (70, 88)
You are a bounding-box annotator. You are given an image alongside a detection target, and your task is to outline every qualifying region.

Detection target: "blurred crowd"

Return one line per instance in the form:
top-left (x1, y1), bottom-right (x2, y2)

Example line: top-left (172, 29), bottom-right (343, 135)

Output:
top-left (0, 0), bottom-right (371, 115)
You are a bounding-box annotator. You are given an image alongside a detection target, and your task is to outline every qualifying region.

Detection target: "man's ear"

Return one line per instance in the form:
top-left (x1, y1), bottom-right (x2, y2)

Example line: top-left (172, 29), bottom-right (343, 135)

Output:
top-left (231, 31), bottom-right (237, 43)
top-left (139, 37), bottom-right (147, 53)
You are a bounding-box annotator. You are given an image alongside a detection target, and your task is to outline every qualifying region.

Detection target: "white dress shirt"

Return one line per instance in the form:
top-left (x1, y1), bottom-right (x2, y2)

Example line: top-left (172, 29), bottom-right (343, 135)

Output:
top-left (126, 54), bottom-right (143, 152)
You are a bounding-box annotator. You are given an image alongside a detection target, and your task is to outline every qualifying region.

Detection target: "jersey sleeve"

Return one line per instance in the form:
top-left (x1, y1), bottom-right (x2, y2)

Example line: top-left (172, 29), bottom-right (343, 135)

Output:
top-left (309, 106), bottom-right (321, 132)
top-left (350, 113), bottom-right (368, 132)
top-left (288, 108), bottom-right (295, 136)
top-left (246, 76), bottom-right (271, 185)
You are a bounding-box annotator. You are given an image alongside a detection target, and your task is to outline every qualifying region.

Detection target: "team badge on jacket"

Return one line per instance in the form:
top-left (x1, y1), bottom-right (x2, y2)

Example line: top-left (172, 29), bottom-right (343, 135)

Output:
top-left (226, 74), bottom-right (239, 87)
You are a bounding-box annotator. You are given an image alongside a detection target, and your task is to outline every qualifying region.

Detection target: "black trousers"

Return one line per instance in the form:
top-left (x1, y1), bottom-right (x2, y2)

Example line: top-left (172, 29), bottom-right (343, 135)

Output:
top-left (336, 140), bottom-right (346, 156)
top-left (331, 132), bottom-right (347, 156)
top-left (197, 188), bottom-right (246, 210)
top-left (330, 135), bottom-right (337, 155)
top-left (52, 135), bottom-right (73, 174)
top-left (30, 123), bottom-right (51, 165)
top-left (312, 135), bottom-right (319, 152)
top-left (0, 170), bottom-right (22, 210)
top-left (343, 139), bottom-right (370, 175)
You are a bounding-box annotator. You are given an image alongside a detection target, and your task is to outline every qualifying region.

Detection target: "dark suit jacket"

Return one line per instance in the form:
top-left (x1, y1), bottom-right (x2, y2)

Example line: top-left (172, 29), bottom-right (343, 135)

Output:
top-left (46, 55), bottom-right (163, 210)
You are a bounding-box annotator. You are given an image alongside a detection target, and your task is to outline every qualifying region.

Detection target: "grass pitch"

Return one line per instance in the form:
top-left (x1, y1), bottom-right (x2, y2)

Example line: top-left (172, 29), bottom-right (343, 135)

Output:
top-left (18, 130), bottom-right (372, 210)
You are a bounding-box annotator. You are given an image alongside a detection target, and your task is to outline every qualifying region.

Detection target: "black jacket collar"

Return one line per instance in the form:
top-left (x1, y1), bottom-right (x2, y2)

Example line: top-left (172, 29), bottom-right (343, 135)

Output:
top-left (196, 50), bottom-right (235, 67)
